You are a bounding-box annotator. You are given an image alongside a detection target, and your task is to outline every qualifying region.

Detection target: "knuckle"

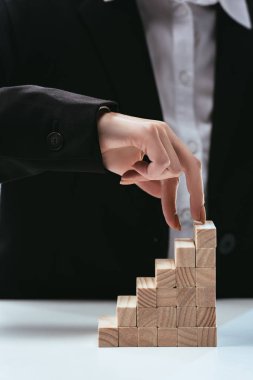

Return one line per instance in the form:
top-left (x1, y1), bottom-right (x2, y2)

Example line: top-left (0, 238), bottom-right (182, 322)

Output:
top-left (157, 121), bottom-right (169, 135)
top-left (158, 121), bottom-right (168, 130)
top-left (158, 159), bottom-right (171, 172)
top-left (160, 156), bottom-right (170, 166)
top-left (146, 122), bottom-right (158, 135)
top-left (146, 121), bottom-right (168, 135)
top-left (171, 169), bottom-right (181, 177)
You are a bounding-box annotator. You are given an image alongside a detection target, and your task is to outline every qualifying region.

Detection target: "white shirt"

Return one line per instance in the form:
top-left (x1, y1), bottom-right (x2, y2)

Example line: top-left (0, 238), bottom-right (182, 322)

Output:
top-left (104, 0), bottom-right (251, 257)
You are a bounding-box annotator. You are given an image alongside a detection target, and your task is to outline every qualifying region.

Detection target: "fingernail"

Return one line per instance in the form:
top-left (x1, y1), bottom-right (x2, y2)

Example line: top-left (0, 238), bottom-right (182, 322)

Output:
top-left (120, 180), bottom-right (134, 185)
top-left (174, 214), bottom-right (181, 231)
top-left (121, 177), bottom-right (135, 182)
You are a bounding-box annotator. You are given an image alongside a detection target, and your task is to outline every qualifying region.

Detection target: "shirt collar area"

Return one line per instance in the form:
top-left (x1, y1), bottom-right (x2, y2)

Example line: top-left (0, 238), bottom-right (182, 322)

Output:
top-left (220, 0), bottom-right (251, 29)
top-left (103, 0), bottom-right (252, 29)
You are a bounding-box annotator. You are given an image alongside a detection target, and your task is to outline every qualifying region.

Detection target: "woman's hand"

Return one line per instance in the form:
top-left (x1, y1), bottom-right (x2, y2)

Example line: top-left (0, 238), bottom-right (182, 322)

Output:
top-left (97, 111), bottom-right (205, 230)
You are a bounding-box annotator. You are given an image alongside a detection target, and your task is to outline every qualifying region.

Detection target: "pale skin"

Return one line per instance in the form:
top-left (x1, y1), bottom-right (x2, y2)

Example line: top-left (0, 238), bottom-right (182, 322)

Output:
top-left (97, 111), bottom-right (206, 231)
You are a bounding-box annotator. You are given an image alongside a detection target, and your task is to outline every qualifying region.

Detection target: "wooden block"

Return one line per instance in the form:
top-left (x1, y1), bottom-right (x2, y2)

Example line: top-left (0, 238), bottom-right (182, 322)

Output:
top-left (98, 316), bottom-right (118, 347)
top-left (119, 327), bottom-right (138, 347)
top-left (158, 328), bottom-right (178, 347)
top-left (178, 327), bottom-right (197, 347)
top-left (194, 221), bottom-right (217, 249)
top-left (197, 307), bottom-right (216, 327)
top-left (197, 327), bottom-right (217, 347)
top-left (177, 307), bottom-right (197, 327)
top-left (157, 307), bottom-right (177, 327)
top-left (137, 307), bottom-right (157, 327)
top-left (176, 267), bottom-right (196, 287)
top-left (155, 259), bottom-right (176, 288)
top-left (196, 287), bottom-right (216, 307)
top-left (157, 288), bottom-right (177, 307)
top-left (177, 288), bottom-right (196, 306)
top-left (196, 268), bottom-right (216, 287)
top-left (117, 296), bottom-right (137, 327)
top-left (196, 248), bottom-right (216, 268)
top-left (175, 238), bottom-right (196, 267)
top-left (137, 277), bottom-right (156, 308)
top-left (138, 327), bottom-right (157, 347)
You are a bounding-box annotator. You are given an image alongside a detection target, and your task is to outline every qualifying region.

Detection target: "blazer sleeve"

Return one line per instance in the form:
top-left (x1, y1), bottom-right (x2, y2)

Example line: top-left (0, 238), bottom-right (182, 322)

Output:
top-left (0, 85), bottom-right (117, 183)
top-left (0, 0), bottom-right (118, 184)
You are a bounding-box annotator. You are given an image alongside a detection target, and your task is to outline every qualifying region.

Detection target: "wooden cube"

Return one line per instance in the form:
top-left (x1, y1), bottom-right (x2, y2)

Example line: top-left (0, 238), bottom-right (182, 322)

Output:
top-left (157, 288), bottom-right (177, 307)
top-left (158, 328), bottom-right (178, 347)
top-left (194, 221), bottom-right (216, 249)
top-left (137, 307), bottom-right (157, 327)
top-left (177, 288), bottom-right (196, 307)
top-left (175, 238), bottom-right (196, 267)
top-left (119, 327), bottom-right (138, 347)
top-left (177, 307), bottom-right (197, 327)
top-left (176, 267), bottom-right (196, 287)
top-left (138, 327), bottom-right (157, 347)
top-left (196, 287), bottom-right (216, 307)
top-left (178, 327), bottom-right (197, 347)
top-left (98, 316), bottom-right (118, 347)
top-left (196, 268), bottom-right (216, 288)
top-left (196, 248), bottom-right (216, 268)
top-left (197, 327), bottom-right (217, 347)
top-left (117, 295), bottom-right (137, 327)
top-left (137, 277), bottom-right (156, 308)
top-left (155, 259), bottom-right (176, 288)
top-left (197, 307), bottom-right (216, 327)
top-left (157, 307), bottom-right (177, 328)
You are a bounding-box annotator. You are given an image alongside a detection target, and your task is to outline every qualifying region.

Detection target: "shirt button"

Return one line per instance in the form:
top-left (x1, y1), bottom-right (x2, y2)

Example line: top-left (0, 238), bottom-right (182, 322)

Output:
top-left (218, 233), bottom-right (236, 255)
top-left (174, 4), bottom-right (189, 18)
top-left (47, 132), bottom-right (64, 151)
top-left (188, 140), bottom-right (199, 154)
top-left (179, 70), bottom-right (192, 86)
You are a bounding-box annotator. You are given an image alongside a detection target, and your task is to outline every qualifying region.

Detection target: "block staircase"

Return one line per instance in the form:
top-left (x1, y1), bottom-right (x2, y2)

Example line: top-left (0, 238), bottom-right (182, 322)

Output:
top-left (98, 221), bottom-right (217, 347)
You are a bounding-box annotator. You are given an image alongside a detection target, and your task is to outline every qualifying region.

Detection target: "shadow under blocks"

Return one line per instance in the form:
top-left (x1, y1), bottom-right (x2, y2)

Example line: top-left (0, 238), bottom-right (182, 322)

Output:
top-left (98, 221), bottom-right (217, 347)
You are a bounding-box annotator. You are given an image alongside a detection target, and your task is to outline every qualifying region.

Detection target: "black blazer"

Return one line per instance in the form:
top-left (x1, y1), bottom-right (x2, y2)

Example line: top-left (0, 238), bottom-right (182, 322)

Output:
top-left (0, 0), bottom-right (252, 299)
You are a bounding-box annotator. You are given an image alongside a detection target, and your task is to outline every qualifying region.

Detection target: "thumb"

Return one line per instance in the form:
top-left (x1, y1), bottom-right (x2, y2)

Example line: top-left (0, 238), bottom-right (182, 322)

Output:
top-left (121, 161), bottom-right (150, 183)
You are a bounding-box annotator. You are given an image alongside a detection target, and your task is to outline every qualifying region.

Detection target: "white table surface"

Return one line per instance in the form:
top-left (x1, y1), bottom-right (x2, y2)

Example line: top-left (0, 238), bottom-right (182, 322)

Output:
top-left (0, 299), bottom-right (253, 380)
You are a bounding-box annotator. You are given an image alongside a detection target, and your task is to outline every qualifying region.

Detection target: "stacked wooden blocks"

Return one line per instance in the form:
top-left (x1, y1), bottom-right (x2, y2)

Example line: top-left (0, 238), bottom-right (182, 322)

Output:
top-left (98, 220), bottom-right (217, 347)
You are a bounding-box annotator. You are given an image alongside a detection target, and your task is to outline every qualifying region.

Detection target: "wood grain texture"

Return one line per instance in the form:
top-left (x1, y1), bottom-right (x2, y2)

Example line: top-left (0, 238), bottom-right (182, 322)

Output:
top-left (197, 307), bottom-right (216, 327)
top-left (178, 327), bottom-right (198, 347)
top-left (177, 307), bottom-right (197, 327)
top-left (155, 259), bottom-right (176, 288)
top-left (137, 307), bottom-right (157, 327)
top-left (157, 307), bottom-right (177, 328)
top-left (176, 267), bottom-right (196, 287)
top-left (196, 248), bottom-right (216, 268)
top-left (196, 287), bottom-right (216, 307)
top-left (175, 238), bottom-right (196, 267)
top-left (117, 296), bottom-right (137, 327)
top-left (98, 316), bottom-right (118, 347)
top-left (177, 288), bottom-right (196, 307)
top-left (196, 268), bottom-right (216, 287)
top-left (157, 288), bottom-right (177, 307)
top-left (138, 327), bottom-right (157, 347)
top-left (158, 328), bottom-right (177, 347)
top-left (119, 327), bottom-right (138, 347)
top-left (197, 327), bottom-right (217, 347)
top-left (137, 277), bottom-right (156, 308)
top-left (194, 221), bottom-right (217, 249)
